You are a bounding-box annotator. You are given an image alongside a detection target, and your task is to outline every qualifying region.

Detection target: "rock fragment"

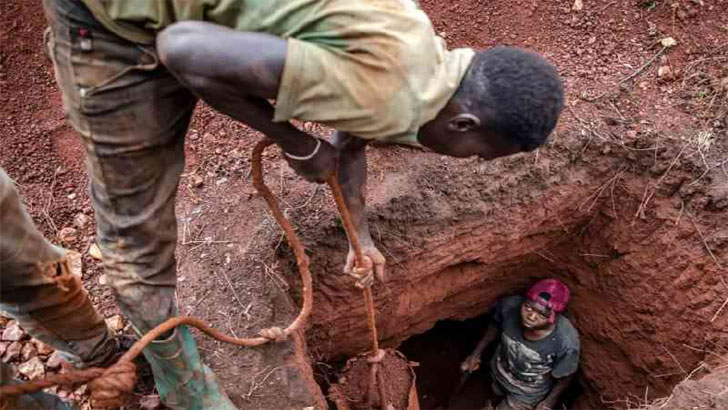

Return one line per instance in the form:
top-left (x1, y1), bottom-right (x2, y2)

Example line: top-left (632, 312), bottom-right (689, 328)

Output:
top-left (89, 243), bottom-right (103, 260)
top-left (66, 250), bottom-right (83, 277)
top-left (46, 350), bottom-right (64, 369)
top-left (140, 394), bottom-right (162, 409)
top-left (3, 342), bottom-right (22, 362)
top-left (58, 227), bottom-right (78, 243)
top-left (33, 339), bottom-right (55, 356)
top-left (2, 321), bottom-right (25, 341)
top-left (18, 357), bottom-right (45, 379)
top-left (106, 315), bottom-right (125, 332)
top-left (658, 65), bottom-right (673, 80)
top-left (74, 213), bottom-right (91, 228)
top-left (21, 343), bottom-right (37, 361)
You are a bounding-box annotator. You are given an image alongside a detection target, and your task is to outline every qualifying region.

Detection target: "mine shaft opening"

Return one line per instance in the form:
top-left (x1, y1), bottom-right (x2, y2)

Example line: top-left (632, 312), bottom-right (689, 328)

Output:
top-left (397, 311), bottom-right (584, 410)
top-left (307, 208), bottom-right (713, 410)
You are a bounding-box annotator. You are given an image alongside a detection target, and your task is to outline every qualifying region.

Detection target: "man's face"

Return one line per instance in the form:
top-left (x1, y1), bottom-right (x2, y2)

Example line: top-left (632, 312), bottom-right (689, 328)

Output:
top-left (419, 127), bottom-right (523, 160)
top-left (520, 300), bottom-right (552, 330)
top-left (417, 106), bottom-right (526, 160)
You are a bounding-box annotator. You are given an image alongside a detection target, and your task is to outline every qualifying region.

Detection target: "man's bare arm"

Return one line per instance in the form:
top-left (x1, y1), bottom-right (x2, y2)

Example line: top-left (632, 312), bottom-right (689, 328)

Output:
top-left (536, 374), bottom-right (573, 410)
top-left (461, 324), bottom-right (498, 372)
top-left (157, 21), bottom-right (336, 182)
top-left (159, 24), bottom-right (386, 283)
top-left (331, 132), bottom-right (386, 284)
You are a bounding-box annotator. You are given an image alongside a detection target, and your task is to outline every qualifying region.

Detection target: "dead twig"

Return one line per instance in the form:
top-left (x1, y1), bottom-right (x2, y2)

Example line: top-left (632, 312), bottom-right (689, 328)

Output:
top-left (218, 269), bottom-right (249, 320)
top-left (185, 290), bottom-right (211, 316)
top-left (633, 141), bottom-right (691, 222)
top-left (688, 215), bottom-right (723, 270)
top-left (619, 46), bottom-right (667, 84)
top-left (711, 276), bottom-right (728, 323)
top-left (599, 1), bottom-right (617, 12)
top-left (42, 167), bottom-right (60, 235)
top-left (183, 239), bottom-right (237, 245)
top-left (243, 366), bottom-right (287, 400)
top-left (662, 345), bottom-right (687, 375)
top-left (711, 295), bottom-right (728, 323)
top-left (260, 260), bottom-right (290, 296)
top-left (579, 168), bottom-right (626, 212)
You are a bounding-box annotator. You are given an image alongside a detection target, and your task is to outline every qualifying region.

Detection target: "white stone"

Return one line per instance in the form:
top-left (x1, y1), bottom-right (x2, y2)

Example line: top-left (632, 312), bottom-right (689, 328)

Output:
top-left (21, 342), bottom-right (37, 361)
top-left (106, 315), bottom-right (124, 332)
top-left (66, 251), bottom-right (83, 277)
top-left (660, 37), bottom-right (677, 47)
top-left (140, 394), bottom-right (162, 409)
top-left (2, 321), bottom-right (25, 341)
top-left (18, 357), bottom-right (45, 380)
top-left (74, 213), bottom-right (91, 228)
top-left (190, 174), bottom-right (204, 188)
top-left (89, 243), bottom-right (103, 260)
top-left (46, 351), bottom-right (64, 369)
top-left (3, 342), bottom-right (22, 362)
top-left (58, 227), bottom-right (78, 244)
top-left (32, 340), bottom-right (55, 356)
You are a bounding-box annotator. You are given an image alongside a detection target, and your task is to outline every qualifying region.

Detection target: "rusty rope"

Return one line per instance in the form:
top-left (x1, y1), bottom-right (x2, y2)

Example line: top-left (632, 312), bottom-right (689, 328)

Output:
top-left (0, 139), bottom-right (313, 408)
top-left (0, 138), bottom-right (391, 409)
top-left (326, 168), bottom-right (389, 407)
top-left (326, 176), bottom-right (379, 354)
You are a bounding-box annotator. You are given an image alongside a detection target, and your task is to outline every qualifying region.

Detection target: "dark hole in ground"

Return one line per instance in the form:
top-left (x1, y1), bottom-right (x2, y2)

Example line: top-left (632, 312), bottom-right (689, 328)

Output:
top-left (398, 312), bottom-right (584, 410)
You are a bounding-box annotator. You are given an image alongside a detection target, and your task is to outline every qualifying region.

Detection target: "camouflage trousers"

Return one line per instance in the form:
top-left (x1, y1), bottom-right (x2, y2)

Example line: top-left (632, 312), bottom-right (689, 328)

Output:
top-left (0, 168), bottom-right (116, 368)
top-left (42, 0), bottom-right (198, 337)
top-left (1, 167), bottom-right (117, 409)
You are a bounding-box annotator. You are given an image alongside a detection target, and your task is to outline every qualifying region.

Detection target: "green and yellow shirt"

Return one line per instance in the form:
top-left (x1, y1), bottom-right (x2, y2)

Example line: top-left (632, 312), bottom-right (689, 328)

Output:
top-left (81, 0), bottom-right (474, 145)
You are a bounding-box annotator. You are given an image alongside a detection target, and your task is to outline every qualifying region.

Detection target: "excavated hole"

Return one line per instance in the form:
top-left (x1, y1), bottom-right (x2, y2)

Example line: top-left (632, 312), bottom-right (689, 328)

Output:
top-left (317, 303), bottom-right (587, 410)
top-left (398, 313), bottom-right (585, 409)
top-left (307, 198), bottom-right (715, 409)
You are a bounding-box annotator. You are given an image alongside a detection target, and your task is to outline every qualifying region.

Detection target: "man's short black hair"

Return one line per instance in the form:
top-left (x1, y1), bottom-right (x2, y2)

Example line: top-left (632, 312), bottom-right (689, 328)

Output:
top-left (454, 46), bottom-right (564, 151)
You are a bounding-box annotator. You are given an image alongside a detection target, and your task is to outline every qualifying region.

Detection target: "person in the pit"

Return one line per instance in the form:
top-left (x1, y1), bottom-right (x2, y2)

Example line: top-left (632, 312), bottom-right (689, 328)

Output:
top-left (41, 0), bottom-right (564, 407)
top-left (461, 279), bottom-right (580, 410)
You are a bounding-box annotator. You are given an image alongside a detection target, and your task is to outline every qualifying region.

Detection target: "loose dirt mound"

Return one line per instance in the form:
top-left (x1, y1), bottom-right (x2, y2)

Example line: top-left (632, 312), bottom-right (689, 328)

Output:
top-left (330, 350), bottom-right (415, 410)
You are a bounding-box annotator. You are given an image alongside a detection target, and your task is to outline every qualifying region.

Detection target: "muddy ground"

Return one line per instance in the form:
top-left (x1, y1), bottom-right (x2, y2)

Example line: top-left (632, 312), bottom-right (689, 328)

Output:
top-left (1, 0), bottom-right (727, 409)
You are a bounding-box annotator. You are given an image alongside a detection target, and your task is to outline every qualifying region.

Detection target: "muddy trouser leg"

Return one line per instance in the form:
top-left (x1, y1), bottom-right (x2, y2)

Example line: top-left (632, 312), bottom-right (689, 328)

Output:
top-left (42, 0), bottom-right (235, 408)
top-left (495, 397), bottom-right (538, 410)
top-left (491, 382), bottom-right (540, 410)
top-left (0, 168), bottom-right (116, 409)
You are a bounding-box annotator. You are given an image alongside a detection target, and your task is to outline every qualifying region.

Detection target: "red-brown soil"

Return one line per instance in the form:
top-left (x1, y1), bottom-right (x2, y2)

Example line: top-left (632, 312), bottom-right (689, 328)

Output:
top-left (642, 365), bottom-right (728, 410)
top-left (2, 0), bottom-right (727, 409)
top-left (330, 350), bottom-right (415, 410)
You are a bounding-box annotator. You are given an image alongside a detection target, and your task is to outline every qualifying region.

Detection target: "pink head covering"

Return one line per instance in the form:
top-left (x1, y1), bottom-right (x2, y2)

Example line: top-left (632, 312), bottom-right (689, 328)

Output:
top-left (526, 278), bottom-right (570, 323)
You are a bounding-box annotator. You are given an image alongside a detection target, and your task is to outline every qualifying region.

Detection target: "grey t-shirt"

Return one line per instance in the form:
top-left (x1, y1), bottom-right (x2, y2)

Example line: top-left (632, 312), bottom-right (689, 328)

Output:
top-left (489, 296), bottom-right (580, 403)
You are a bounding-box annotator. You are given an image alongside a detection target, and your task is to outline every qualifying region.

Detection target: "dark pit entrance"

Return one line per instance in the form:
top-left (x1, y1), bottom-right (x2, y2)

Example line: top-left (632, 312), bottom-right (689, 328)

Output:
top-left (398, 311), bottom-right (584, 410)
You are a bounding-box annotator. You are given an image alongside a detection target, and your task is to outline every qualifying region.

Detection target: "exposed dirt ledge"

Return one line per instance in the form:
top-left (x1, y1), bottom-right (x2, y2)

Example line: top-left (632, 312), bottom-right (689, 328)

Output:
top-left (270, 136), bottom-right (727, 408)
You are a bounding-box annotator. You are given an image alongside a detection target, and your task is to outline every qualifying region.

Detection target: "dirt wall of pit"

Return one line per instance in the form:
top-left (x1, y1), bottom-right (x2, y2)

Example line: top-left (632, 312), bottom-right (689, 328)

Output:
top-left (271, 132), bottom-right (727, 408)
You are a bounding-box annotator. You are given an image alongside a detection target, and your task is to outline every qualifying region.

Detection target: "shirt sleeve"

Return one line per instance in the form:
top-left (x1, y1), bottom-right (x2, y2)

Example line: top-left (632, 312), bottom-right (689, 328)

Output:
top-left (552, 346), bottom-right (580, 378)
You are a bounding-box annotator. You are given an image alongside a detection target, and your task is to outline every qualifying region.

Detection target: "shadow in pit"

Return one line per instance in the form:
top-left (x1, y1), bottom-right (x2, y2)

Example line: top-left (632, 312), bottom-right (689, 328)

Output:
top-left (398, 314), bottom-right (584, 410)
